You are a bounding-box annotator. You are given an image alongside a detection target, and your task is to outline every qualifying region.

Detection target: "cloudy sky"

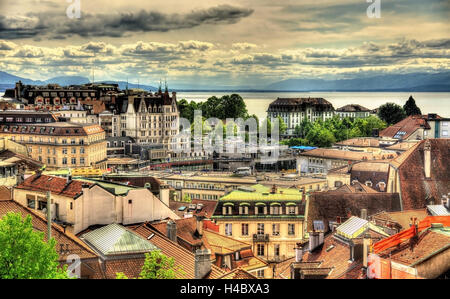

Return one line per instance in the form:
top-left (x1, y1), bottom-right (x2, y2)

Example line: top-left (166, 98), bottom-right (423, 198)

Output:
top-left (0, 0), bottom-right (449, 88)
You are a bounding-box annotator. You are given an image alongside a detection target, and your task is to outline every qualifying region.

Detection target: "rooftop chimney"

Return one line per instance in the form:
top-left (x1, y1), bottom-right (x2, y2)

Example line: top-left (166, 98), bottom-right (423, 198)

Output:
top-left (295, 244), bottom-right (304, 262)
top-left (271, 184), bottom-right (277, 194)
top-left (195, 215), bottom-right (204, 237)
top-left (424, 140), bottom-right (431, 179)
top-left (360, 209), bottom-right (367, 220)
top-left (166, 220), bottom-right (177, 242)
top-left (194, 249), bottom-right (211, 279)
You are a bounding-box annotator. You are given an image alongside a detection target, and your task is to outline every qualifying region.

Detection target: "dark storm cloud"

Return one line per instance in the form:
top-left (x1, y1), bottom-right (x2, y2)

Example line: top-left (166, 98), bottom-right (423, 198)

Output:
top-left (0, 5), bottom-right (254, 39)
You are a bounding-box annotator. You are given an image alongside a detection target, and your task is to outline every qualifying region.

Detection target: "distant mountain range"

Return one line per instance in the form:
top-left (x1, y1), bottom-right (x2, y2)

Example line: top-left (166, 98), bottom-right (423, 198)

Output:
top-left (0, 71), bottom-right (157, 92)
top-left (265, 72), bottom-right (450, 92)
top-left (0, 70), bottom-right (449, 92)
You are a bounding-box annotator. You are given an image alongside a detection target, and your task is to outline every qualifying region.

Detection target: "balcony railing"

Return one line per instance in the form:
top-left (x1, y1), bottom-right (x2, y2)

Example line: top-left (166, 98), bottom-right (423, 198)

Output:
top-left (253, 234), bottom-right (269, 242)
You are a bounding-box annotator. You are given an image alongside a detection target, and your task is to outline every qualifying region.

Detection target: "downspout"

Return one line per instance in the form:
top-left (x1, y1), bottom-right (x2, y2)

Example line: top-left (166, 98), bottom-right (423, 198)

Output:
top-left (46, 191), bottom-right (51, 240)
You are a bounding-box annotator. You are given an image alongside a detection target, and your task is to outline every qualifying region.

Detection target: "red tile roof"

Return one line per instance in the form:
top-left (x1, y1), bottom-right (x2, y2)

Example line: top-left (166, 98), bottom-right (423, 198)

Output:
top-left (335, 137), bottom-right (380, 147)
top-left (301, 234), bottom-right (362, 279)
top-left (169, 199), bottom-right (218, 218)
top-left (0, 186), bottom-right (11, 201)
top-left (378, 229), bottom-right (450, 266)
top-left (15, 174), bottom-right (92, 199)
top-left (307, 191), bottom-right (401, 232)
top-left (151, 217), bottom-right (204, 248)
top-left (128, 223), bottom-right (226, 279)
top-left (336, 104), bottom-right (370, 112)
top-left (217, 268), bottom-right (257, 279)
top-left (395, 139), bottom-right (450, 210)
top-left (103, 258), bottom-right (145, 279)
top-left (371, 209), bottom-right (428, 230)
top-left (380, 115), bottom-right (430, 139)
top-left (335, 182), bottom-right (378, 193)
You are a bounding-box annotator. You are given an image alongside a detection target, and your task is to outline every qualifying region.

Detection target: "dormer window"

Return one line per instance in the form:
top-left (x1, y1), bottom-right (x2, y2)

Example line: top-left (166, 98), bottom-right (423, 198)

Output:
top-left (270, 203), bottom-right (281, 215)
top-left (222, 203), bottom-right (234, 215)
top-left (239, 203), bottom-right (250, 215)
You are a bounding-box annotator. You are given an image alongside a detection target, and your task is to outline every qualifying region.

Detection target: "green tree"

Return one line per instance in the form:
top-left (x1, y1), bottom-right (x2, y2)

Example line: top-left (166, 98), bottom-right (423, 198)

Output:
top-left (305, 123), bottom-right (336, 148)
top-left (222, 94), bottom-right (248, 119)
top-left (177, 99), bottom-right (199, 123)
top-left (280, 137), bottom-right (309, 147)
top-left (201, 96), bottom-right (224, 119)
top-left (403, 96), bottom-right (422, 116)
top-left (378, 102), bottom-right (407, 125)
top-left (296, 118), bottom-right (312, 138)
top-left (182, 194), bottom-right (191, 203)
top-left (0, 212), bottom-right (71, 279)
top-left (276, 116), bottom-right (287, 135)
top-left (116, 250), bottom-right (185, 279)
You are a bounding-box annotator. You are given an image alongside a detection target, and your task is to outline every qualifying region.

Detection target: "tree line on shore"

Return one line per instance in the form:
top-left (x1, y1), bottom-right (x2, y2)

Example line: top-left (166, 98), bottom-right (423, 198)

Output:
top-left (177, 94), bottom-right (423, 148)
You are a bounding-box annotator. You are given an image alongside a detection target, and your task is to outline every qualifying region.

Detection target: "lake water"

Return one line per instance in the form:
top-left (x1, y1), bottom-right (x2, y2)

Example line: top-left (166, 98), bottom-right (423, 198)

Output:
top-left (177, 92), bottom-right (450, 121)
top-left (2, 91), bottom-right (449, 120)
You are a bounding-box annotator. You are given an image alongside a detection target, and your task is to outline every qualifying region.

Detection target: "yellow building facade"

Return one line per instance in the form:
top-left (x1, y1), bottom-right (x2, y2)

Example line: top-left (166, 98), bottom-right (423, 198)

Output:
top-left (212, 184), bottom-right (306, 270)
top-left (0, 122), bottom-right (107, 169)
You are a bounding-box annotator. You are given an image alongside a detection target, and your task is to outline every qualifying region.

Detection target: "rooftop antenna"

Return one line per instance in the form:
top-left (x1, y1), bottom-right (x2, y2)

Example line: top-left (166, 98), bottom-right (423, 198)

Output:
top-left (91, 52), bottom-right (96, 84)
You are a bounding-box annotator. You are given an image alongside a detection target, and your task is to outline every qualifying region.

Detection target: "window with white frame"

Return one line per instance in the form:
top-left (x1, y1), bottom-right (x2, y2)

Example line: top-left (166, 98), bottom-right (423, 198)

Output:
top-left (225, 223), bottom-right (232, 236)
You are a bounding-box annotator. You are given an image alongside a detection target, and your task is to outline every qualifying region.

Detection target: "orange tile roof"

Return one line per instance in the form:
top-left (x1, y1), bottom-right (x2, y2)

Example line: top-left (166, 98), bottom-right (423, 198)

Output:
top-left (217, 268), bottom-right (257, 279)
top-left (380, 115), bottom-right (430, 139)
top-left (335, 182), bottom-right (378, 194)
top-left (0, 186), bottom-right (11, 201)
top-left (372, 209), bottom-right (428, 230)
top-left (15, 174), bottom-right (92, 199)
top-left (301, 234), bottom-right (362, 279)
top-left (151, 217), bottom-right (203, 248)
top-left (273, 257), bottom-right (296, 279)
top-left (103, 258), bottom-right (146, 279)
top-left (129, 224), bottom-right (226, 279)
top-left (335, 137), bottom-right (380, 147)
top-left (378, 229), bottom-right (450, 266)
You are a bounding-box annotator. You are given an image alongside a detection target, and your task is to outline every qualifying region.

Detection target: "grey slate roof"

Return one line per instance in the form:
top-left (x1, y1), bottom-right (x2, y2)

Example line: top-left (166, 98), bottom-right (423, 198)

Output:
top-left (81, 223), bottom-right (159, 257)
top-left (427, 205), bottom-right (450, 216)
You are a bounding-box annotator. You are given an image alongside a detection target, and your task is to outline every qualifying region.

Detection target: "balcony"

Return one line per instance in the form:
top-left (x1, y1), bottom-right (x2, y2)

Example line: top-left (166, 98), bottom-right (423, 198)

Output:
top-left (253, 234), bottom-right (269, 243)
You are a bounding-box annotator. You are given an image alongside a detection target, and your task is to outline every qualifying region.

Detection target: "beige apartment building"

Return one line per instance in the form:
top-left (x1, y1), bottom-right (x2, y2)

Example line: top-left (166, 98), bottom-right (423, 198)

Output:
top-left (13, 174), bottom-right (178, 234)
top-left (160, 173), bottom-right (257, 201)
top-left (212, 184), bottom-right (306, 275)
top-left (0, 122), bottom-right (107, 169)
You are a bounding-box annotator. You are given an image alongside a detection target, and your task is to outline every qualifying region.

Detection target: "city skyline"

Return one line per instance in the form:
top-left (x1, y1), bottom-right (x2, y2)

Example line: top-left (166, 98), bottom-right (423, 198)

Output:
top-left (0, 0), bottom-right (449, 88)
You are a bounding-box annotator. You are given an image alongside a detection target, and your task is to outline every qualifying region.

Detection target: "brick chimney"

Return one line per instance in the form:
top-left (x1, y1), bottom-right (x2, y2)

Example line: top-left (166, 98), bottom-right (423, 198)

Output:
top-left (424, 140), bottom-right (431, 179)
top-left (194, 249), bottom-right (211, 279)
top-left (195, 215), bottom-right (204, 237)
top-left (360, 209), bottom-right (367, 220)
top-left (159, 184), bottom-right (170, 206)
top-left (271, 184), bottom-right (277, 194)
top-left (295, 243), bottom-right (304, 262)
top-left (166, 220), bottom-right (177, 242)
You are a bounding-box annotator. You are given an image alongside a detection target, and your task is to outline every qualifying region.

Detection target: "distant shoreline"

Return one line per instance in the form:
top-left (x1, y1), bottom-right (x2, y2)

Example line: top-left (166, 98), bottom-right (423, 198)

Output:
top-left (3, 88), bottom-right (450, 93)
